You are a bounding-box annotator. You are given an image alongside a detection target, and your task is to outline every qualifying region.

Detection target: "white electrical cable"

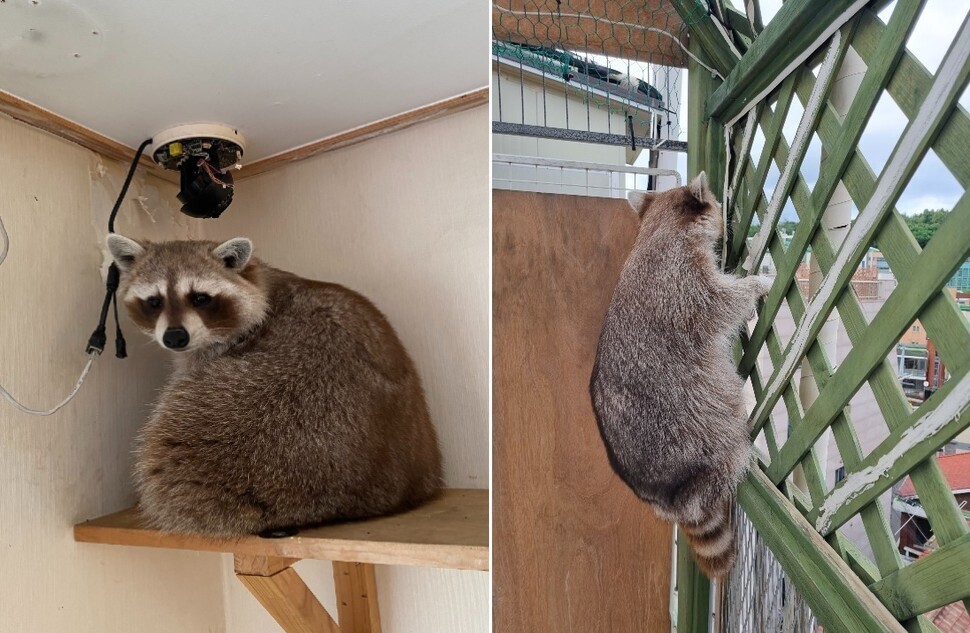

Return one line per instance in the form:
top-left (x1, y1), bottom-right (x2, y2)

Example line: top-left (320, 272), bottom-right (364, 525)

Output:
top-left (0, 212), bottom-right (99, 416)
top-left (494, 6), bottom-right (725, 80)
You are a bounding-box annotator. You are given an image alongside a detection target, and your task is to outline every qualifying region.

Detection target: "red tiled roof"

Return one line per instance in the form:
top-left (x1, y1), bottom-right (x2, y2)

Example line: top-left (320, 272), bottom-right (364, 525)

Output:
top-left (898, 452), bottom-right (970, 497)
top-left (927, 601), bottom-right (970, 632)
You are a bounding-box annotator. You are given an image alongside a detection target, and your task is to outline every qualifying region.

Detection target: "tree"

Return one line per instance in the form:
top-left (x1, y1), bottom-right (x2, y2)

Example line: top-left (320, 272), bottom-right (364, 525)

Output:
top-left (904, 209), bottom-right (949, 247)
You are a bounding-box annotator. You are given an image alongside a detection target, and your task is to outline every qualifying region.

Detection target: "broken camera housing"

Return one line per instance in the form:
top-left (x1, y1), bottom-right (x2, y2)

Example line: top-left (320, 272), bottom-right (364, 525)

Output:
top-left (150, 124), bottom-right (245, 219)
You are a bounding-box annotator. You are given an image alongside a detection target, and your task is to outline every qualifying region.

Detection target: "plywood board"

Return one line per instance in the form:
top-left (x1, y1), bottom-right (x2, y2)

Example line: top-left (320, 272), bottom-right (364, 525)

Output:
top-left (75, 489), bottom-right (487, 571)
top-left (492, 191), bottom-right (673, 632)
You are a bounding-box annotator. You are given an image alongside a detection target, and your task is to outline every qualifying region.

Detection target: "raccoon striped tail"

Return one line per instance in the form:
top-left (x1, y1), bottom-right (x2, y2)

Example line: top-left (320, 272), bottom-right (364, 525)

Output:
top-left (680, 502), bottom-right (736, 578)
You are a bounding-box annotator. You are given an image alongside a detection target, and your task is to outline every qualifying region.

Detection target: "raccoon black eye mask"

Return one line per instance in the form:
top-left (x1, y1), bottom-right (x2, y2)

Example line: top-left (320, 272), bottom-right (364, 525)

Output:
top-left (589, 172), bottom-right (771, 578)
top-left (107, 234), bottom-right (443, 536)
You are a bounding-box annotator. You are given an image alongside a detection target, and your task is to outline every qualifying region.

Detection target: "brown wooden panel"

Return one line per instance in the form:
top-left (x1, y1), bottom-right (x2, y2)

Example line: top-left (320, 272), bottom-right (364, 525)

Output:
top-left (493, 190), bottom-right (672, 632)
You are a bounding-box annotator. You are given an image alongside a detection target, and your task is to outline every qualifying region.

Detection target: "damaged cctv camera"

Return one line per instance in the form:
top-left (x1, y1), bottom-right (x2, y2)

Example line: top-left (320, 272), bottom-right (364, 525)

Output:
top-left (150, 123), bottom-right (245, 219)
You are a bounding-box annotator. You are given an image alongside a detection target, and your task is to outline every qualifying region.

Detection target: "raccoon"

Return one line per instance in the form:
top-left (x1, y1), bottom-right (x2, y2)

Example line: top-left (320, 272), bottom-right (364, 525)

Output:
top-left (106, 234), bottom-right (443, 536)
top-left (589, 173), bottom-right (771, 578)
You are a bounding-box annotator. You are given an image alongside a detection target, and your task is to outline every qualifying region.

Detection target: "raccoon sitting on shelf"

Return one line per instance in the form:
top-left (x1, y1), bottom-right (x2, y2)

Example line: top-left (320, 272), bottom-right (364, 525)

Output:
top-left (106, 234), bottom-right (442, 536)
top-left (589, 173), bottom-right (771, 578)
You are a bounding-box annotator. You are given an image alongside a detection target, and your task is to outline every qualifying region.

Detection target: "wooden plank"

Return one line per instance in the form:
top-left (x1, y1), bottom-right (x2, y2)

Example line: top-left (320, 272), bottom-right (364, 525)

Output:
top-left (737, 0), bottom-right (924, 379)
top-left (492, 191), bottom-right (672, 633)
top-left (678, 35), bottom-right (715, 633)
top-left (725, 107), bottom-right (758, 228)
top-left (729, 72), bottom-right (797, 264)
top-left (737, 468), bottom-right (906, 633)
top-left (740, 64), bottom-right (968, 620)
top-left (237, 567), bottom-right (340, 633)
top-left (724, 6), bottom-right (755, 40)
top-left (234, 554), bottom-right (300, 576)
top-left (772, 194), bottom-right (970, 487)
top-left (747, 17), bottom-right (970, 433)
top-left (748, 112), bottom-right (966, 629)
top-left (854, 8), bottom-right (970, 189)
top-left (668, 0), bottom-right (740, 76)
top-left (742, 156), bottom-right (907, 580)
top-left (808, 85), bottom-right (970, 570)
top-left (869, 534), bottom-right (970, 621)
top-left (811, 371), bottom-right (970, 535)
top-left (239, 88), bottom-right (487, 179)
top-left (74, 488), bottom-right (488, 571)
top-left (333, 562), bottom-right (382, 633)
top-left (779, 26), bottom-right (970, 566)
top-left (706, 0), bottom-right (867, 124)
top-left (742, 26), bottom-right (850, 275)
top-left (492, 0), bottom-right (688, 67)
top-left (677, 530), bottom-right (709, 633)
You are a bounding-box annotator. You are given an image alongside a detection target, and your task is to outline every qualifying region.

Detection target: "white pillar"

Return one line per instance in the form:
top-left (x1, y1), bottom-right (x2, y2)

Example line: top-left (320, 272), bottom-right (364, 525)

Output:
top-left (655, 66), bottom-right (683, 191)
top-left (794, 46), bottom-right (865, 492)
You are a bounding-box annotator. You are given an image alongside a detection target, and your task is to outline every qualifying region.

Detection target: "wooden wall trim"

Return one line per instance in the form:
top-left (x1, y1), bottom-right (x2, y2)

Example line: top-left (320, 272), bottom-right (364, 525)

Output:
top-left (237, 86), bottom-right (488, 179)
top-left (0, 86), bottom-right (488, 181)
top-left (0, 90), bottom-right (164, 176)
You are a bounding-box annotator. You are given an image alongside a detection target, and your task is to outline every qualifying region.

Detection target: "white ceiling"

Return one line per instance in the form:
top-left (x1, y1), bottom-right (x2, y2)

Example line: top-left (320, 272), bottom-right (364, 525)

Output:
top-left (0, 0), bottom-right (488, 162)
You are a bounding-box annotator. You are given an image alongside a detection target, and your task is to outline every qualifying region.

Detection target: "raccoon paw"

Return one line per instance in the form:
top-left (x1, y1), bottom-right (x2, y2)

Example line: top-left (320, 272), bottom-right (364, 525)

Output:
top-left (754, 276), bottom-right (773, 297)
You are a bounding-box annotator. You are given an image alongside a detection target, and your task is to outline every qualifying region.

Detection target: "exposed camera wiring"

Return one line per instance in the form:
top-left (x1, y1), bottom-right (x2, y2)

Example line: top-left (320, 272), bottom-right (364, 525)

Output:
top-left (0, 137), bottom-right (151, 417)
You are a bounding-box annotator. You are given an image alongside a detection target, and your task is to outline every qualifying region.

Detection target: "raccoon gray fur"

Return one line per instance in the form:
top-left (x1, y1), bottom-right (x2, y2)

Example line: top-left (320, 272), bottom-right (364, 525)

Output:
top-left (589, 172), bottom-right (771, 578)
top-left (106, 234), bottom-right (443, 536)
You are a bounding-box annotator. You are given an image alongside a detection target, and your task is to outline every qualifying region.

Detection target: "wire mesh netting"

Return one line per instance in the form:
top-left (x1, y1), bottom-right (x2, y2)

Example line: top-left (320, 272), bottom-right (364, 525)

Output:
top-left (720, 506), bottom-right (820, 633)
top-left (492, 0), bottom-right (694, 150)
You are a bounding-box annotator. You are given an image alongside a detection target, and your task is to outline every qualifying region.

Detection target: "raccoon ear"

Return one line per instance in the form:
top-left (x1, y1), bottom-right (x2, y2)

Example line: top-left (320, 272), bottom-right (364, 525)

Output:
top-left (626, 191), bottom-right (656, 220)
top-left (212, 237), bottom-right (253, 271)
top-left (106, 234), bottom-right (145, 271)
top-left (687, 171), bottom-right (710, 203)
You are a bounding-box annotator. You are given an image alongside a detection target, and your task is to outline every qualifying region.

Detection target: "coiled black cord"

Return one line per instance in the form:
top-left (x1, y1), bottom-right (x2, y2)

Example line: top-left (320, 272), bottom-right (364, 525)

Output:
top-left (86, 138), bottom-right (152, 357)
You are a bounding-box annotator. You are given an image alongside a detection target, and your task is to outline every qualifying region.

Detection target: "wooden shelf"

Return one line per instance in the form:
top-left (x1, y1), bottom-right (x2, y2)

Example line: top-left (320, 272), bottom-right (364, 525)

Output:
top-left (74, 488), bottom-right (488, 572)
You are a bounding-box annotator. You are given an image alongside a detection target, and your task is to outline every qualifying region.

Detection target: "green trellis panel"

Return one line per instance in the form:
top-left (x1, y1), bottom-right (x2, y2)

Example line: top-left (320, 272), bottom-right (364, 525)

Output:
top-left (670, 0), bottom-right (970, 631)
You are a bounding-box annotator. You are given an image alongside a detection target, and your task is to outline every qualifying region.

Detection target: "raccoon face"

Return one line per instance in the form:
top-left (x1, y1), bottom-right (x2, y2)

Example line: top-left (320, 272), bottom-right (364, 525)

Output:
top-left (628, 171), bottom-right (723, 243)
top-left (106, 235), bottom-right (268, 353)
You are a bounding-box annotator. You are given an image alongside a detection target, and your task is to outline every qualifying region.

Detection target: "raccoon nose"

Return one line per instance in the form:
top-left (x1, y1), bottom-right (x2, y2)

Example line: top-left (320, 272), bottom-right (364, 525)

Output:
top-left (162, 327), bottom-right (190, 349)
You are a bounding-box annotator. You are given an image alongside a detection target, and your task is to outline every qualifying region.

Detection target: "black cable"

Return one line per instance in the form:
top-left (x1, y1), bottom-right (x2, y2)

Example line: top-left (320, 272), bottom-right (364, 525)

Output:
top-left (86, 138), bottom-right (152, 356)
top-left (107, 138), bottom-right (153, 233)
top-left (112, 292), bottom-right (127, 359)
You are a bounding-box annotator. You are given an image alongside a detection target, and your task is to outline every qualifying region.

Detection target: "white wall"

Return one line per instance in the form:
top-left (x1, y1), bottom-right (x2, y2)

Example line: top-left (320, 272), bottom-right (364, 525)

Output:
top-left (0, 115), bottom-right (225, 632)
top-left (208, 105), bottom-right (490, 633)
top-left (0, 104), bottom-right (488, 632)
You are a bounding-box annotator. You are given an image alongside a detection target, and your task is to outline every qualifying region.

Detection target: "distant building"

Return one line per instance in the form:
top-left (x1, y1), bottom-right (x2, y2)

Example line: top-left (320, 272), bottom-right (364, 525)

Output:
top-left (894, 452), bottom-right (970, 560)
top-left (491, 41), bottom-right (682, 196)
top-left (948, 259), bottom-right (970, 292)
top-left (861, 248), bottom-right (894, 280)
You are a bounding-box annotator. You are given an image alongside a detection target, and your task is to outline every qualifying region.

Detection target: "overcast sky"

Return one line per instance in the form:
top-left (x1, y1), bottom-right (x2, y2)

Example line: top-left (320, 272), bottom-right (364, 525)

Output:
top-left (667, 0), bottom-right (968, 218)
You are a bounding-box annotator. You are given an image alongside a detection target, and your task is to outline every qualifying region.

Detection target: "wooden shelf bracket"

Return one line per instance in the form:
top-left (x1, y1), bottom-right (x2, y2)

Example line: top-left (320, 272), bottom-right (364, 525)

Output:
top-left (234, 554), bottom-right (381, 633)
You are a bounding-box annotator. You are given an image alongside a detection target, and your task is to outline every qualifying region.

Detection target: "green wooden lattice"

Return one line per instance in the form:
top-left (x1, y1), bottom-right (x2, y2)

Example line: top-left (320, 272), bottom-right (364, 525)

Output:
top-left (670, 1), bottom-right (970, 631)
